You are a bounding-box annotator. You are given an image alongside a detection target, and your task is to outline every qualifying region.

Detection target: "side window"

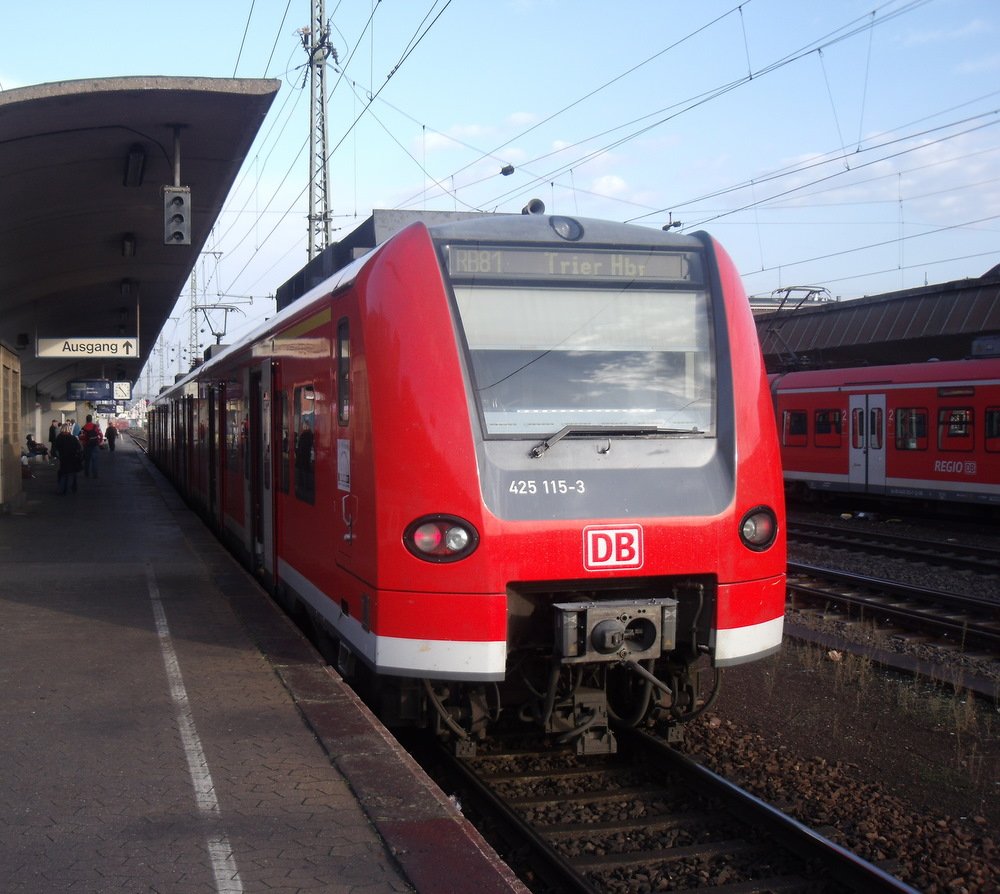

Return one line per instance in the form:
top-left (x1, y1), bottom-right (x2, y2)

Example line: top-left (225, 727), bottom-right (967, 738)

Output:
top-left (986, 408), bottom-right (1000, 453)
top-left (938, 407), bottom-right (973, 452)
top-left (813, 409), bottom-right (842, 448)
top-left (277, 390), bottom-right (290, 494)
top-left (294, 384), bottom-right (316, 504)
top-left (337, 318), bottom-right (350, 426)
top-left (870, 408), bottom-right (883, 449)
top-left (851, 408), bottom-right (865, 449)
top-left (226, 392), bottom-right (242, 472)
top-left (782, 409), bottom-right (807, 447)
top-left (895, 408), bottom-right (928, 450)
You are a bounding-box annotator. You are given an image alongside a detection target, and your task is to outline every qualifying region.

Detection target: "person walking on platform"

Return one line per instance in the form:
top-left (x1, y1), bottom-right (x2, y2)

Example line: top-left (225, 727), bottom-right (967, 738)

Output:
top-left (70, 418), bottom-right (81, 437)
top-left (48, 419), bottom-right (59, 458)
top-left (54, 424), bottom-right (82, 494)
top-left (104, 421), bottom-right (118, 454)
top-left (80, 414), bottom-right (103, 478)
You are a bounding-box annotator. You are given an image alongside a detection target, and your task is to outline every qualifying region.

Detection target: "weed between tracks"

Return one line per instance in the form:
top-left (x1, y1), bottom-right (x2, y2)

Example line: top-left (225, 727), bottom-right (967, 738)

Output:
top-left (768, 637), bottom-right (998, 800)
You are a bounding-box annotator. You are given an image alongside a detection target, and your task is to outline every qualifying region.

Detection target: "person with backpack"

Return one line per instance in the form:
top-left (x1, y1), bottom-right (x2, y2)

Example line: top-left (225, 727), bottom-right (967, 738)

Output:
top-left (80, 414), bottom-right (103, 478)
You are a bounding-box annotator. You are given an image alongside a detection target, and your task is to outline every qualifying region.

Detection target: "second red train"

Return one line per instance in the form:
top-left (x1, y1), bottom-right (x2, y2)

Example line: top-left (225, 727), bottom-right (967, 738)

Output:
top-left (771, 358), bottom-right (1000, 506)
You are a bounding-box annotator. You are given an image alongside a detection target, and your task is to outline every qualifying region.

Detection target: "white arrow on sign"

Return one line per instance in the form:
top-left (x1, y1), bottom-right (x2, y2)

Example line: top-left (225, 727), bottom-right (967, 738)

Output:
top-left (37, 337), bottom-right (140, 359)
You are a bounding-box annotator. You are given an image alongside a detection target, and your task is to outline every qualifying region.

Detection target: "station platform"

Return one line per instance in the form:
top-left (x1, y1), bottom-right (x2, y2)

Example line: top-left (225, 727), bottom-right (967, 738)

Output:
top-left (0, 439), bottom-right (526, 894)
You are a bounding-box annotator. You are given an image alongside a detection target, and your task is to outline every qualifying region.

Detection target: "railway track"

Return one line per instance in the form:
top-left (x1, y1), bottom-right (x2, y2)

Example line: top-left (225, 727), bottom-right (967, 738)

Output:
top-left (439, 728), bottom-right (917, 894)
top-left (786, 562), bottom-right (1000, 654)
top-left (787, 522), bottom-right (1000, 576)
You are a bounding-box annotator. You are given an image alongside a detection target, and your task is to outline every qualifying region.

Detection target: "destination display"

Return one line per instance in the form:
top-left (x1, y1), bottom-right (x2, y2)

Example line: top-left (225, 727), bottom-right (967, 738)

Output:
top-left (445, 245), bottom-right (699, 284)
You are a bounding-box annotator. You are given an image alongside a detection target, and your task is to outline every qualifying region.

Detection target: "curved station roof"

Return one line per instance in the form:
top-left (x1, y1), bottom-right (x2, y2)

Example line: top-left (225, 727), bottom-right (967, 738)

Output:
top-left (0, 76), bottom-right (279, 398)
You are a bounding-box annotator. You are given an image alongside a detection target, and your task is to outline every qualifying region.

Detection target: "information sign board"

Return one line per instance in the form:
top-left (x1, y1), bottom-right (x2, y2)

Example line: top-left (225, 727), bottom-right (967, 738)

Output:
top-left (38, 337), bottom-right (139, 359)
top-left (66, 380), bottom-right (113, 401)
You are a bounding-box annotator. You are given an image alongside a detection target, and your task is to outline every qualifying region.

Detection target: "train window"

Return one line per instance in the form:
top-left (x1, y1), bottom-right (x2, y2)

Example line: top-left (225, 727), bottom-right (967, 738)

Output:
top-left (813, 409), bottom-right (842, 448)
top-left (938, 407), bottom-right (973, 452)
top-left (870, 408), bottom-right (883, 449)
top-left (451, 279), bottom-right (714, 436)
top-left (337, 319), bottom-right (350, 426)
top-left (294, 384), bottom-right (316, 504)
top-left (226, 389), bottom-right (243, 472)
top-left (782, 410), bottom-right (807, 447)
top-left (986, 408), bottom-right (1000, 452)
top-left (895, 407), bottom-right (927, 450)
top-left (851, 408), bottom-right (864, 448)
top-left (277, 390), bottom-right (290, 494)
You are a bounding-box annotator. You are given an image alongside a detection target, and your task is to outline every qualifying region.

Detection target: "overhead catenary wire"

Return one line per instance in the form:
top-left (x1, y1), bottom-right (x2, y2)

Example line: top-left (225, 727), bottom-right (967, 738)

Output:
top-left (197, 0), bottom-right (991, 331)
top-left (233, 0), bottom-right (258, 78)
top-left (391, 0), bottom-right (933, 216)
top-left (220, 0), bottom-right (937, 291)
top-left (472, 0), bottom-right (936, 217)
top-left (677, 113), bottom-right (1000, 231)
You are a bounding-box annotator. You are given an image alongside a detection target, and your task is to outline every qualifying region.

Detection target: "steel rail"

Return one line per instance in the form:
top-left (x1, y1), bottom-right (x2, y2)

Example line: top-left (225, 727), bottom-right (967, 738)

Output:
top-left (622, 728), bottom-right (920, 894)
top-left (439, 730), bottom-right (921, 894)
top-left (787, 562), bottom-right (1000, 652)
top-left (788, 523), bottom-right (1000, 575)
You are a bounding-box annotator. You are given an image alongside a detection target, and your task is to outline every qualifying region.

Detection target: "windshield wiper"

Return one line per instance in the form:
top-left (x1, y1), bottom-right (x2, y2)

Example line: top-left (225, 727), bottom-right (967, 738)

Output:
top-left (528, 424), bottom-right (699, 459)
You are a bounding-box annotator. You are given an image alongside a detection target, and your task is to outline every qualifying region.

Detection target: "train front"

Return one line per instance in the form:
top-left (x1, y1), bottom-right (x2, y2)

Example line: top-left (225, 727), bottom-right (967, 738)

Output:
top-left (370, 213), bottom-right (785, 753)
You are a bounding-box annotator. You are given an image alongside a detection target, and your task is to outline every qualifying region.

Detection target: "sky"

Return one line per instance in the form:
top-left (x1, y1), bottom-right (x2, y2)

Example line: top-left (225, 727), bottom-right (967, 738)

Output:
top-left (3, 0), bottom-right (999, 393)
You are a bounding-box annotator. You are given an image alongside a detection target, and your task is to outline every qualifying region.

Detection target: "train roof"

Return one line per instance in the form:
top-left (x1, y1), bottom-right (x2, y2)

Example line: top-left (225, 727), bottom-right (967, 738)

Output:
top-left (772, 356), bottom-right (1000, 391)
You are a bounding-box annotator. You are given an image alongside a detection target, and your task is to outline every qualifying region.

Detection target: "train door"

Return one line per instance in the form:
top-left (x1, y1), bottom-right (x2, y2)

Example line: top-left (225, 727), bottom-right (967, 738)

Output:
top-left (174, 398), bottom-right (187, 490)
top-left (849, 393), bottom-right (886, 493)
top-left (249, 365), bottom-right (275, 584)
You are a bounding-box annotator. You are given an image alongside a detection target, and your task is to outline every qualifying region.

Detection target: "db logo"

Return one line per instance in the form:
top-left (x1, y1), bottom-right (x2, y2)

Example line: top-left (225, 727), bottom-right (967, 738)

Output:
top-left (583, 525), bottom-right (644, 571)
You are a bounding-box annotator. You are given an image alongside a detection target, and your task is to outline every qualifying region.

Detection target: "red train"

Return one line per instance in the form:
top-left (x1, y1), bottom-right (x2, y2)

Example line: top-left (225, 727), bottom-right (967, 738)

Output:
top-left (148, 209), bottom-right (786, 753)
top-left (771, 358), bottom-right (1000, 506)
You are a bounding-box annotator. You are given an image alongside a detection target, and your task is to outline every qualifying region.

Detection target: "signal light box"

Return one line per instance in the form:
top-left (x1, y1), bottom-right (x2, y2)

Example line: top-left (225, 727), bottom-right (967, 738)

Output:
top-left (163, 186), bottom-right (192, 244)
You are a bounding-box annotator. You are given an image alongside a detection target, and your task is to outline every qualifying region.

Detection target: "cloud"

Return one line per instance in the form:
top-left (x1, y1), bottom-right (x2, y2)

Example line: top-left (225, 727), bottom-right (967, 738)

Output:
top-left (416, 123), bottom-right (496, 153)
top-left (589, 174), bottom-right (628, 197)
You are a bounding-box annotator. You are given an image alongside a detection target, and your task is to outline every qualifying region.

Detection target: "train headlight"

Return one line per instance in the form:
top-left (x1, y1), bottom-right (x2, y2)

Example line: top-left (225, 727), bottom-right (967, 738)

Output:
top-left (404, 515), bottom-right (479, 562)
top-left (739, 506), bottom-right (778, 551)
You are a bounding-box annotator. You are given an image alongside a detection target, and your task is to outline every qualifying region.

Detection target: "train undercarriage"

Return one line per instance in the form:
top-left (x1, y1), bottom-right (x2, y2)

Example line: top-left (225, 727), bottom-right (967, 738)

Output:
top-left (367, 583), bottom-right (723, 756)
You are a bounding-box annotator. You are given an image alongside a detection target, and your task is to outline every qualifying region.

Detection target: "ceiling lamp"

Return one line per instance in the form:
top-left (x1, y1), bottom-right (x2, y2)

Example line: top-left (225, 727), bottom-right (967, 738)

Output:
top-left (123, 144), bottom-right (146, 187)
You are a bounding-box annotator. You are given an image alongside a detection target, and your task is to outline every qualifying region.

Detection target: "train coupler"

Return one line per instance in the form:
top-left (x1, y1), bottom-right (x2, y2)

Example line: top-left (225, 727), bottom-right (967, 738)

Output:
top-left (554, 597), bottom-right (678, 664)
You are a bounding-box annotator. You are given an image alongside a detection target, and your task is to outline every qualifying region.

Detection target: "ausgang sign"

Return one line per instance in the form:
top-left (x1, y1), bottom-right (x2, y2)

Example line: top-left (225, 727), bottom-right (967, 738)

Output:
top-left (37, 337), bottom-right (139, 359)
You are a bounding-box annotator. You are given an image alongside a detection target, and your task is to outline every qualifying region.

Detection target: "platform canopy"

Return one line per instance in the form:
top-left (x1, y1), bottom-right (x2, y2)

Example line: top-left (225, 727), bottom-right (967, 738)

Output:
top-left (756, 269), bottom-right (1000, 371)
top-left (0, 76), bottom-right (280, 400)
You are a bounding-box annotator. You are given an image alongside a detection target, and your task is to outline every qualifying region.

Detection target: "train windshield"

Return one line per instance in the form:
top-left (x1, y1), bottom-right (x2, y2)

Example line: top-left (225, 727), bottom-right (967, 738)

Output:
top-left (445, 245), bottom-right (715, 438)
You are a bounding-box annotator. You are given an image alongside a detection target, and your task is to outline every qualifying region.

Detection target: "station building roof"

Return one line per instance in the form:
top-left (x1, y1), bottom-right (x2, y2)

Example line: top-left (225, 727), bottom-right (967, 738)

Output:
top-left (0, 76), bottom-right (279, 400)
top-left (755, 265), bottom-right (1000, 371)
